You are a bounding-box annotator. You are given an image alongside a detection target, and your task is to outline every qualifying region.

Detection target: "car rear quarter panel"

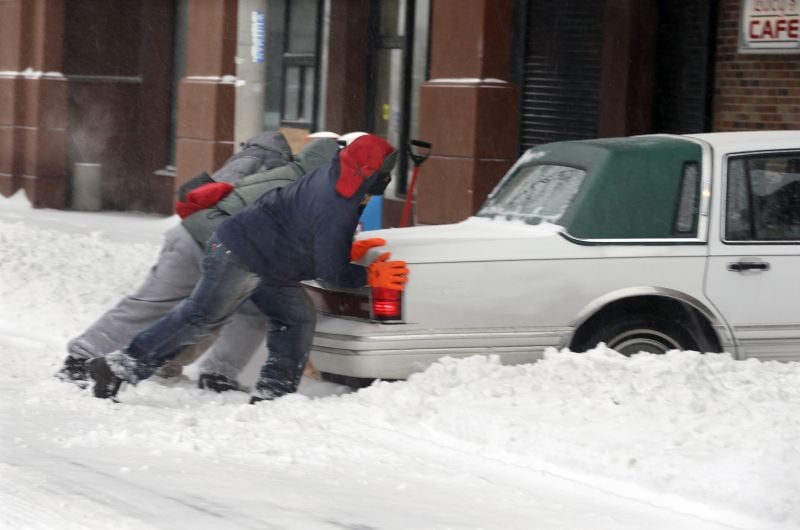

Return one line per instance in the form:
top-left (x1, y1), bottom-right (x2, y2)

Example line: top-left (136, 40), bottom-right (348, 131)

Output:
top-left (401, 238), bottom-right (711, 331)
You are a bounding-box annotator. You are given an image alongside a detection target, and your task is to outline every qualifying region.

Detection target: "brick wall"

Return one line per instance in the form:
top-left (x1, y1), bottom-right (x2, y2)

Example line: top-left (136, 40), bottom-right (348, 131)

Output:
top-left (713, 0), bottom-right (800, 130)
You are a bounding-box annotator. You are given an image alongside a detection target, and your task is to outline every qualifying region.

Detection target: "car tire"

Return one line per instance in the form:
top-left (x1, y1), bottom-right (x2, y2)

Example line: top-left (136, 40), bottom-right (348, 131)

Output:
top-left (571, 312), bottom-right (702, 356)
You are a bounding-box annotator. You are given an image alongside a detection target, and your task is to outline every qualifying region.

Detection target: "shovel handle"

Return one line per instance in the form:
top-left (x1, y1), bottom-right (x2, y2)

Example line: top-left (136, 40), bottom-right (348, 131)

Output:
top-left (408, 139), bottom-right (432, 166)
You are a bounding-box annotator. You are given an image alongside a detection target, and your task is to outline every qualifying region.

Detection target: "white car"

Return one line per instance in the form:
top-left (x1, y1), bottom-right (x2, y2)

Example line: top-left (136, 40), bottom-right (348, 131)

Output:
top-left (306, 131), bottom-right (800, 384)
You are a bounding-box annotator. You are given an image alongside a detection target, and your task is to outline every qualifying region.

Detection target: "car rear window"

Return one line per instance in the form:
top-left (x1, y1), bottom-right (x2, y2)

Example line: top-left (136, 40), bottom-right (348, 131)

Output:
top-left (478, 164), bottom-right (586, 225)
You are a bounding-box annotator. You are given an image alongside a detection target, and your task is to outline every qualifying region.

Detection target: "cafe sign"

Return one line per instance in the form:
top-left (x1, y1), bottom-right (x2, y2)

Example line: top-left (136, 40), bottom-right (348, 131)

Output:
top-left (739, 0), bottom-right (800, 53)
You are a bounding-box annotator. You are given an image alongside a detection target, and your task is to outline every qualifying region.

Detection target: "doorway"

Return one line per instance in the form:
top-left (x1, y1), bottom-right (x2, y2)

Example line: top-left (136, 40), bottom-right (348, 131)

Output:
top-left (63, 0), bottom-right (174, 213)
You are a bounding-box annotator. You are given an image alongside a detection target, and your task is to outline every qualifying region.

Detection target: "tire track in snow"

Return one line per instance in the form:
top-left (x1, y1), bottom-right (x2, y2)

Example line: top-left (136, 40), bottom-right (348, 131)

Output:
top-left (0, 440), bottom-right (285, 529)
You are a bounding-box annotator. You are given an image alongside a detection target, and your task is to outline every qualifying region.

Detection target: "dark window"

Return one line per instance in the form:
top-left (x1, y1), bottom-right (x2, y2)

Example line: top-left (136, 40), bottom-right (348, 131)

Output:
top-left (651, 0), bottom-right (715, 134)
top-left (726, 153), bottom-right (800, 242)
top-left (280, 0), bottom-right (320, 128)
top-left (673, 161), bottom-right (700, 235)
top-left (519, 0), bottom-right (605, 149)
top-left (287, 0), bottom-right (317, 53)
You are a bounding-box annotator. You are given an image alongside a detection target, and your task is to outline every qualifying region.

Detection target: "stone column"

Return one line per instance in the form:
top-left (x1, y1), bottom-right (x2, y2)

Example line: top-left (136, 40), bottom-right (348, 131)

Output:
top-left (415, 0), bottom-right (518, 225)
top-left (175, 0), bottom-right (238, 191)
top-left (0, 0), bottom-right (68, 208)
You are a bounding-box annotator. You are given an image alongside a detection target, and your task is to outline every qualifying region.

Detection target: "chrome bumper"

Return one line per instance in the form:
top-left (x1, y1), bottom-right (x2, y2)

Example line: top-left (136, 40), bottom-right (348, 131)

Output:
top-left (309, 315), bottom-right (571, 379)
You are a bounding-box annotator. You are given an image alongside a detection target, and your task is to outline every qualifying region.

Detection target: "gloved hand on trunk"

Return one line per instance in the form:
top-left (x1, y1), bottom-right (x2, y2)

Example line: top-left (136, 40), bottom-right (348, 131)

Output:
top-left (367, 252), bottom-right (408, 291)
top-left (351, 237), bottom-right (386, 261)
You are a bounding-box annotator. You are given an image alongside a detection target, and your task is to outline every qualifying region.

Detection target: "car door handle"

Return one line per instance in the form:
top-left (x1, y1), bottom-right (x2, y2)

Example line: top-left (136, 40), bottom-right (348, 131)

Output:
top-left (727, 261), bottom-right (770, 272)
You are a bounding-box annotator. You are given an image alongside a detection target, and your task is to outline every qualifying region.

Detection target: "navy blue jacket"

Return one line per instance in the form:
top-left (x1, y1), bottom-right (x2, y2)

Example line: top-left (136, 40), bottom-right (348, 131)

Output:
top-left (216, 150), bottom-right (378, 288)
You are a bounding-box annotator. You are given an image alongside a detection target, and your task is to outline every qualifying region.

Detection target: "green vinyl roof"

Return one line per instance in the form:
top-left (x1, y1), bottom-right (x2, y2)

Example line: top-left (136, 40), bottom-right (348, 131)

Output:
top-left (501, 136), bottom-right (704, 239)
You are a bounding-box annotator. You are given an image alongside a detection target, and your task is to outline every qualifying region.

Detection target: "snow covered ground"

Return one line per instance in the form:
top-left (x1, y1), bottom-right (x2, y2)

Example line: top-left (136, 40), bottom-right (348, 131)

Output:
top-left (1, 191), bottom-right (799, 530)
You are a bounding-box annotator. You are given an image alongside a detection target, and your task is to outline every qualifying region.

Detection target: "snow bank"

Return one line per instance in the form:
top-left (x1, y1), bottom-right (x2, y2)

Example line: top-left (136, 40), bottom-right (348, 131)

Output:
top-left (0, 218), bottom-right (160, 345)
top-left (357, 351), bottom-right (800, 524)
top-left (25, 348), bottom-right (800, 527)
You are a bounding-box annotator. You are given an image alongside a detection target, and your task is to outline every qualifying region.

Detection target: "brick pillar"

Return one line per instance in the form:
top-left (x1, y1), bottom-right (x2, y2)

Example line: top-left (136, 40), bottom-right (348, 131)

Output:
top-left (415, 0), bottom-right (518, 225)
top-left (175, 0), bottom-right (238, 193)
top-left (0, 0), bottom-right (68, 208)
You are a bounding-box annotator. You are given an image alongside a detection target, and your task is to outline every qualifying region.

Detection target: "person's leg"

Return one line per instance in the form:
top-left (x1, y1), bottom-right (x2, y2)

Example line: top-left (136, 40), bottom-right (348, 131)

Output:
top-left (156, 332), bottom-right (219, 378)
top-left (248, 283), bottom-right (316, 401)
top-left (59, 225), bottom-right (203, 380)
top-left (118, 237), bottom-right (261, 383)
top-left (197, 299), bottom-right (266, 381)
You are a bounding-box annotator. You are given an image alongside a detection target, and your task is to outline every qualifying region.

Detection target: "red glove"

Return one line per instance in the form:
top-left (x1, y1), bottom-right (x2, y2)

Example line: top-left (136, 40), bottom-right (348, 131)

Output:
top-left (175, 182), bottom-right (234, 218)
top-left (367, 252), bottom-right (409, 291)
top-left (350, 237), bottom-right (386, 261)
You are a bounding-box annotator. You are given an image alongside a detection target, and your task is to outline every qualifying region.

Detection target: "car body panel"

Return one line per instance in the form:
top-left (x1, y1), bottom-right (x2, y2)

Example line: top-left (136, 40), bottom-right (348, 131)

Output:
top-left (308, 131), bottom-right (800, 379)
top-left (699, 136), bottom-right (800, 361)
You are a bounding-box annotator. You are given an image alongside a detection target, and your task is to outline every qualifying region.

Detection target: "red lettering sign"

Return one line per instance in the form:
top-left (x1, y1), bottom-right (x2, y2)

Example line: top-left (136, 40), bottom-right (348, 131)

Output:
top-left (749, 16), bottom-right (800, 39)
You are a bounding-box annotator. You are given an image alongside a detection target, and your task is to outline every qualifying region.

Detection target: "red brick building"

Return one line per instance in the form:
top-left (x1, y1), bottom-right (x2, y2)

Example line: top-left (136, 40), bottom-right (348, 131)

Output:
top-left (1, 0), bottom-right (799, 225)
top-left (713, 0), bottom-right (800, 130)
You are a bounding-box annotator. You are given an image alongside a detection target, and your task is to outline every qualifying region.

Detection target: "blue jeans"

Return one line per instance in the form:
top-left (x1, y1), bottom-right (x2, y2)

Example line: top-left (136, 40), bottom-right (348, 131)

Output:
top-left (127, 235), bottom-right (316, 397)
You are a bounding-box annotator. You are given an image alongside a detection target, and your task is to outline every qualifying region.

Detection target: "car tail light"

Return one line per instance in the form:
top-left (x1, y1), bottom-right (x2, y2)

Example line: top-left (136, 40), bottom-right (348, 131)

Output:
top-left (303, 281), bottom-right (403, 323)
top-left (371, 287), bottom-right (402, 321)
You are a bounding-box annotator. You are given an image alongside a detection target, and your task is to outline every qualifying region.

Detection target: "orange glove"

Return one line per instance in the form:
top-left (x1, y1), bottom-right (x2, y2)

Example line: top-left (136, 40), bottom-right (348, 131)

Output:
top-left (350, 237), bottom-right (386, 261)
top-left (367, 252), bottom-right (409, 291)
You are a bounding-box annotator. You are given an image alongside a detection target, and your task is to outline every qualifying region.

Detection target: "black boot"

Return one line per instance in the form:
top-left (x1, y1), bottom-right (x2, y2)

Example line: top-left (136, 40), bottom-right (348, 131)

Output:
top-left (249, 382), bottom-right (281, 404)
top-left (87, 357), bottom-right (123, 399)
top-left (198, 373), bottom-right (246, 393)
top-left (249, 394), bottom-right (275, 405)
top-left (55, 356), bottom-right (88, 385)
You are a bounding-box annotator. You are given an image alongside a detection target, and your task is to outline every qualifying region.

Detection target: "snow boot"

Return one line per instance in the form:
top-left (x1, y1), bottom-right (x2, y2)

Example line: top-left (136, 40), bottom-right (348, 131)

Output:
top-left (87, 357), bottom-right (123, 399)
top-left (55, 355), bottom-right (88, 385)
top-left (249, 382), bottom-right (282, 404)
top-left (249, 393), bottom-right (275, 405)
top-left (198, 373), bottom-right (246, 393)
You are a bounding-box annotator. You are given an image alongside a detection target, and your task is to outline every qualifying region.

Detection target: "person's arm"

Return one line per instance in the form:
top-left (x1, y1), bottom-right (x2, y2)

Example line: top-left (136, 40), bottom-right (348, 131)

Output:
top-left (313, 215), bottom-right (367, 288)
top-left (313, 222), bottom-right (408, 290)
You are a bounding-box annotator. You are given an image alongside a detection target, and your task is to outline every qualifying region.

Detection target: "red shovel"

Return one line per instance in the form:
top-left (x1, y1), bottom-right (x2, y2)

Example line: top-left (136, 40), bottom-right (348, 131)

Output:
top-left (399, 139), bottom-right (432, 227)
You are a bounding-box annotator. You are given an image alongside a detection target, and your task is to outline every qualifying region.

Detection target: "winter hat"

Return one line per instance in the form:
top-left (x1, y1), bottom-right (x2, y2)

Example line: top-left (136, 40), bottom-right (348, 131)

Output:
top-left (338, 131), bottom-right (368, 145)
top-left (305, 131), bottom-right (340, 145)
top-left (336, 134), bottom-right (396, 198)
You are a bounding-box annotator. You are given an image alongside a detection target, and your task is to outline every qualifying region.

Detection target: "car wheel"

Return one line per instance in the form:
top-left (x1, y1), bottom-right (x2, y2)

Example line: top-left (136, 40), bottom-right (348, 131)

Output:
top-left (572, 313), bottom-right (700, 356)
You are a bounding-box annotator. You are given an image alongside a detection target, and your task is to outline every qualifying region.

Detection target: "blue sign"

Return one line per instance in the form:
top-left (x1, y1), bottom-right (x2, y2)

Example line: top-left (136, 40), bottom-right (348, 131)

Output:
top-left (251, 11), bottom-right (265, 63)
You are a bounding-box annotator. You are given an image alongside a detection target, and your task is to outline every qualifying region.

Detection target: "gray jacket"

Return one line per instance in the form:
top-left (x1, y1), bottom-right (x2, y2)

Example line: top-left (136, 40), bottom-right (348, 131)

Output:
top-left (211, 131), bottom-right (292, 184)
top-left (181, 138), bottom-right (340, 246)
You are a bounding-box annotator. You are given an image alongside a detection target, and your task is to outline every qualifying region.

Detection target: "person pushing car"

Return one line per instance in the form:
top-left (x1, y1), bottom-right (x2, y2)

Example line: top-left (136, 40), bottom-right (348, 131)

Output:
top-left (87, 133), bottom-right (408, 403)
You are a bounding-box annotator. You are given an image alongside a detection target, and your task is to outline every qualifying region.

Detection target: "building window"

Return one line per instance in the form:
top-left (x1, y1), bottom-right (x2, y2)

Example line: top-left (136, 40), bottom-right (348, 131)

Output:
top-left (280, 0), bottom-right (320, 128)
top-left (367, 0), bottom-right (430, 196)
